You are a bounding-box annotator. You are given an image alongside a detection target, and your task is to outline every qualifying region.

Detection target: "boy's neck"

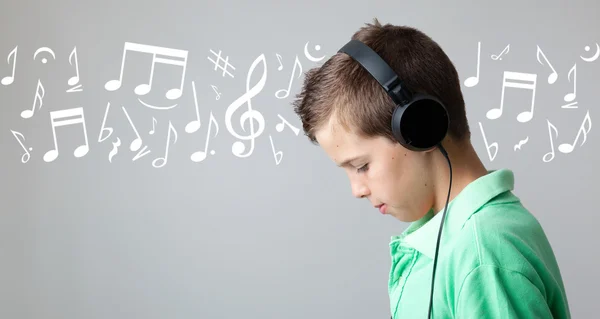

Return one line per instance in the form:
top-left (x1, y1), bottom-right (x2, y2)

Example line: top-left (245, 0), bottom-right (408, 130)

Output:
top-left (431, 138), bottom-right (489, 215)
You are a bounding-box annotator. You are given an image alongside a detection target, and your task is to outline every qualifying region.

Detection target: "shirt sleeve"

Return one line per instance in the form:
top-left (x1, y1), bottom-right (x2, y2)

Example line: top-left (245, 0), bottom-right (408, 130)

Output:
top-left (455, 264), bottom-right (553, 319)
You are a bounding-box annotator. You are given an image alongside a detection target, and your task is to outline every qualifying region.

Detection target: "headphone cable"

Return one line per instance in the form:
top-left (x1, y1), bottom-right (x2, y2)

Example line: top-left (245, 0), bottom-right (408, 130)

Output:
top-left (426, 143), bottom-right (452, 319)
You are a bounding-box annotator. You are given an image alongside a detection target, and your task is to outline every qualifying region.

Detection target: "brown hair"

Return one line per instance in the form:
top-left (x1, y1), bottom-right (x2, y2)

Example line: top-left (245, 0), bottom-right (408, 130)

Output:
top-left (292, 18), bottom-right (470, 146)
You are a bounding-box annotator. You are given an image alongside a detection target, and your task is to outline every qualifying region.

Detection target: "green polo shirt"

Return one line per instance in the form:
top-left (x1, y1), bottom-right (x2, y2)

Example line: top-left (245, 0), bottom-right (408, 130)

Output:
top-left (388, 169), bottom-right (571, 318)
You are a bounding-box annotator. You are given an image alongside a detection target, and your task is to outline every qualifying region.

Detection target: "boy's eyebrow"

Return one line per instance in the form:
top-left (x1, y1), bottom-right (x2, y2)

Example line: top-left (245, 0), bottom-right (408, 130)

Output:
top-left (337, 155), bottom-right (362, 167)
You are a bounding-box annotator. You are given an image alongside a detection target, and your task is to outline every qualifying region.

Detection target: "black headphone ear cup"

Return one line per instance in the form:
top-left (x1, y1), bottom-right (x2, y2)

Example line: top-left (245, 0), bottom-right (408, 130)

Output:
top-left (391, 94), bottom-right (449, 151)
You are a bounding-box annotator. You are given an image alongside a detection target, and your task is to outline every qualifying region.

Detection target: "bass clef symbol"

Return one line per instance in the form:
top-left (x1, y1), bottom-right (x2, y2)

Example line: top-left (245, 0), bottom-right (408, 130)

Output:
top-left (225, 54), bottom-right (267, 158)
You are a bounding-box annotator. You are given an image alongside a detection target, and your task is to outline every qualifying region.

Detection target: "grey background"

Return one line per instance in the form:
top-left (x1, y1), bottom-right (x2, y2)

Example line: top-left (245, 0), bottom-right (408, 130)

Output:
top-left (0, 0), bottom-right (597, 318)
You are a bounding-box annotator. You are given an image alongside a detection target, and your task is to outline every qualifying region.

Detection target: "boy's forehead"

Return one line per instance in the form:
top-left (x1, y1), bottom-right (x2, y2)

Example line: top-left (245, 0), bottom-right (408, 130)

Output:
top-left (315, 118), bottom-right (364, 164)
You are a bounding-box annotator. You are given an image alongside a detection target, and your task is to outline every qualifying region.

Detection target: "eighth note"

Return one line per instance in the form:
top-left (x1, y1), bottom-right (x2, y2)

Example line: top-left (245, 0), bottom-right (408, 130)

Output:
top-left (153, 121), bottom-right (177, 168)
top-left (275, 53), bottom-right (283, 71)
top-left (211, 85), bottom-right (221, 100)
top-left (149, 117), bottom-right (157, 135)
top-left (536, 45), bottom-right (558, 84)
top-left (21, 79), bottom-right (45, 119)
top-left (10, 129), bottom-right (32, 163)
top-left (491, 44), bottom-right (510, 60)
top-left (563, 63), bottom-right (576, 103)
top-left (43, 107), bottom-right (90, 163)
top-left (558, 110), bottom-right (592, 154)
top-left (275, 114), bottom-right (300, 136)
top-left (121, 106), bottom-right (142, 152)
top-left (67, 46), bottom-right (82, 92)
top-left (275, 55), bottom-right (302, 99)
top-left (543, 120), bottom-right (559, 163)
top-left (191, 111), bottom-right (219, 163)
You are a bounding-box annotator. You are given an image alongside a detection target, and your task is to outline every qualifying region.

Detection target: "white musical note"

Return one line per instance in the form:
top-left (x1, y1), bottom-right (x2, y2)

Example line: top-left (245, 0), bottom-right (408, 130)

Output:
top-left (108, 137), bottom-right (121, 163)
top-left (121, 106), bottom-right (142, 152)
top-left (191, 111), bottom-right (219, 163)
top-left (478, 122), bottom-right (498, 162)
top-left (1, 46), bottom-right (17, 86)
top-left (543, 120), bottom-right (558, 163)
top-left (275, 53), bottom-right (283, 70)
top-left (487, 71), bottom-right (537, 123)
top-left (558, 110), bottom-right (592, 154)
top-left (105, 42), bottom-right (188, 100)
top-left (132, 145), bottom-right (151, 162)
top-left (67, 46), bottom-right (82, 92)
top-left (21, 79), bottom-right (44, 119)
top-left (269, 135), bottom-right (283, 165)
top-left (10, 129), bottom-right (32, 163)
top-left (564, 63), bottom-right (576, 103)
top-left (464, 41), bottom-right (480, 87)
top-left (275, 114), bottom-right (300, 135)
top-left (152, 121), bottom-right (177, 168)
top-left (149, 117), bottom-right (157, 135)
top-left (275, 55), bottom-right (302, 99)
top-left (43, 107), bottom-right (90, 163)
top-left (185, 81), bottom-right (201, 134)
top-left (491, 44), bottom-right (510, 60)
top-left (536, 45), bottom-right (558, 84)
top-left (98, 102), bottom-right (113, 143)
top-left (225, 54), bottom-right (267, 158)
top-left (211, 85), bottom-right (222, 100)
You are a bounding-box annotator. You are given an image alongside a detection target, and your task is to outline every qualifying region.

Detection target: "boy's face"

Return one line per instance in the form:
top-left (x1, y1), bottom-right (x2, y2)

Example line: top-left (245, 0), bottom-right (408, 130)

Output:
top-left (315, 117), bottom-right (435, 222)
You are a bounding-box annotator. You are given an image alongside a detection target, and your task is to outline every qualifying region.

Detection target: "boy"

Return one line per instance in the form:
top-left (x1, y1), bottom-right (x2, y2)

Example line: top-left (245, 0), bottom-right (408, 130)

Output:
top-left (291, 19), bottom-right (571, 318)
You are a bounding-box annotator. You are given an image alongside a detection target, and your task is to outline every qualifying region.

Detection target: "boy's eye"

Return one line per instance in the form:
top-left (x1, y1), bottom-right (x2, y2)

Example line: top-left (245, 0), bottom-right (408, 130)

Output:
top-left (357, 163), bottom-right (369, 173)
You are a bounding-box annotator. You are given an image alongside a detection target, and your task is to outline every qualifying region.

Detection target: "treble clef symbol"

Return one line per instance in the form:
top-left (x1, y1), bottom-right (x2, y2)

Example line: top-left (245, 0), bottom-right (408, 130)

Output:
top-left (225, 53), bottom-right (267, 158)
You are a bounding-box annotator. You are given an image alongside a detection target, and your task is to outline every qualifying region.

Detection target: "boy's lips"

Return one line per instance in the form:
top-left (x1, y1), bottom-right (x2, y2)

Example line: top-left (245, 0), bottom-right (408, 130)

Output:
top-left (375, 204), bottom-right (387, 214)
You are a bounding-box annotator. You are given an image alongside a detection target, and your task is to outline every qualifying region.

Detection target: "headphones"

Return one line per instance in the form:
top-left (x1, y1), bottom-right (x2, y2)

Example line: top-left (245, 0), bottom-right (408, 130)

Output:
top-left (337, 39), bottom-right (449, 151)
top-left (338, 39), bottom-right (454, 319)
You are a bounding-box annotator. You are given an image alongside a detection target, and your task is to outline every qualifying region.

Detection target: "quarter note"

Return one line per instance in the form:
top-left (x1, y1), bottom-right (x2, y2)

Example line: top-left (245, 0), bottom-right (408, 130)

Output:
top-left (121, 106), bottom-right (142, 151)
top-left (43, 107), bottom-right (90, 163)
top-left (542, 120), bottom-right (558, 162)
top-left (185, 81), bottom-right (201, 133)
top-left (191, 111), bottom-right (219, 163)
top-left (464, 41), bottom-right (480, 87)
top-left (10, 129), bottom-right (32, 163)
top-left (536, 45), bottom-right (558, 84)
top-left (153, 121), bottom-right (177, 168)
top-left (1, 45), bottom-right (17, 86)
top-left (21, 79), bottom-right (45, 119)
top-left (558, 110), bottom-right (592, 154)
top-left (563, 63), bottom-right (576, 102)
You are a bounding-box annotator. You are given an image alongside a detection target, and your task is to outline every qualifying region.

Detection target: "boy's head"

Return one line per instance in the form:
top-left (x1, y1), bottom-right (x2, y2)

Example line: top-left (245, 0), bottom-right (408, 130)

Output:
top-left (292, 19), bottom-right (474, 222)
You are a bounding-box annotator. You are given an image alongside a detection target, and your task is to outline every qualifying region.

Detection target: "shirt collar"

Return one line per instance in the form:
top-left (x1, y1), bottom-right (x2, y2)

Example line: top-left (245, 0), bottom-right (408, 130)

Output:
top-left (392, 169), bottom-right (516, 259)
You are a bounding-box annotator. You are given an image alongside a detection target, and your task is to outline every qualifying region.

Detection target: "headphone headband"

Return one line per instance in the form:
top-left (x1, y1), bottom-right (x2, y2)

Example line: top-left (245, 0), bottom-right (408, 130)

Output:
top-left (338, 39), bottom-right (412, 105)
